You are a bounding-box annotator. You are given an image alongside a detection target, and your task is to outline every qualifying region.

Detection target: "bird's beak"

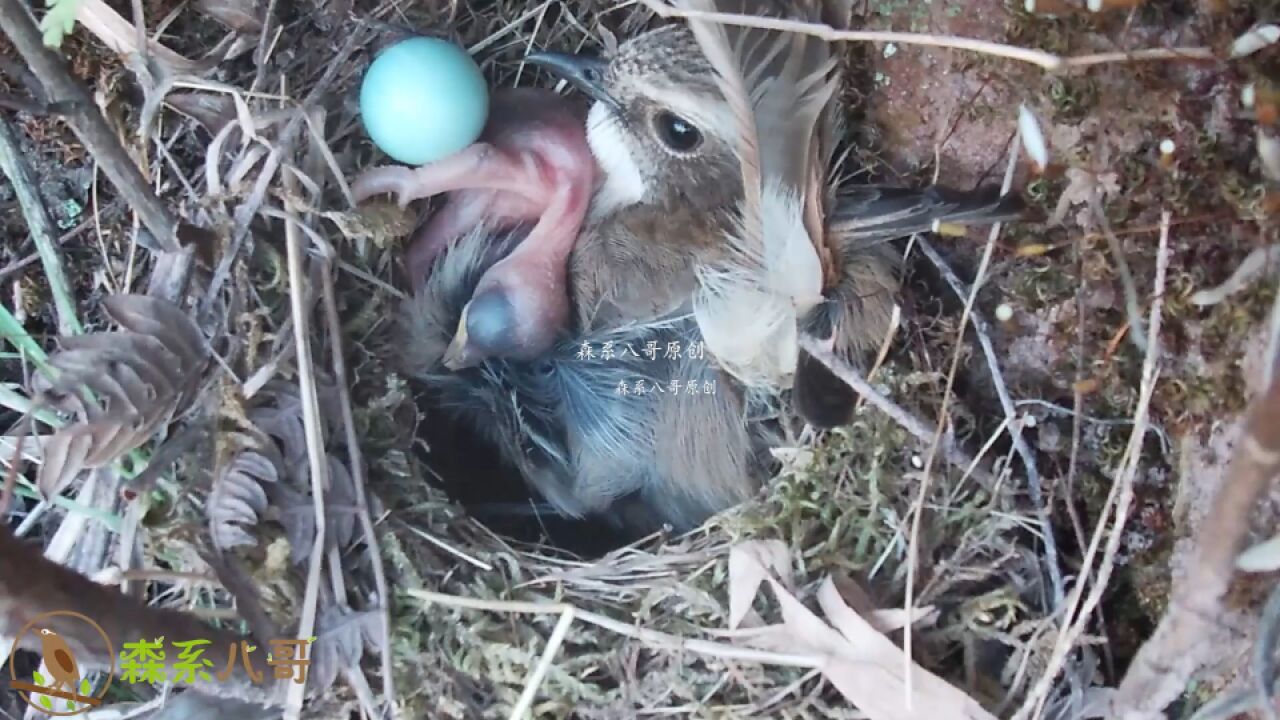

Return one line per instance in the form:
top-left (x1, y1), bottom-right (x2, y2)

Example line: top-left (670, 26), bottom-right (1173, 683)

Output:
top-left (442, 305), bottom-right (479, 370)
top-left (525, 51), bottom-right (621, 114)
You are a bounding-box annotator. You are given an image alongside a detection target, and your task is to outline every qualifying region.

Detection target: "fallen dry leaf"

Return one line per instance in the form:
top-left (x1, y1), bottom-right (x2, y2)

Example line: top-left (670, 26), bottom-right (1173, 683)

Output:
top-left (195, 0), bottom-right (266, 34)
top-left (167, 93), bottom-right (240, 136)
top-left (728, 539), bottom-right (792, 629)
top-left (726, 542), bottom-right (995, 720)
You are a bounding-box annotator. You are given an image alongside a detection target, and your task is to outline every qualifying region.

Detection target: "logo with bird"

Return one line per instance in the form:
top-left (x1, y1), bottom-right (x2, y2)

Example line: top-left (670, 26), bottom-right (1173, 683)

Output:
top-left (5, 611), bottom-right (115, 716)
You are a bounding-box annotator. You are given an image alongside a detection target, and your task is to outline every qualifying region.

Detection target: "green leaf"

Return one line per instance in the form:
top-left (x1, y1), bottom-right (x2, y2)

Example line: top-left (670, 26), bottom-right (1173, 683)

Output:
top-left (31, 671), bottom-right (46, 685)
top-left (0, 303), bottom-right (49, 368)
top-left (39, 0), bottom-right (84, 49)
top-left (79, 678), bottom-right (91, 695)
top-left (39, 695), bottom-right (53, 710)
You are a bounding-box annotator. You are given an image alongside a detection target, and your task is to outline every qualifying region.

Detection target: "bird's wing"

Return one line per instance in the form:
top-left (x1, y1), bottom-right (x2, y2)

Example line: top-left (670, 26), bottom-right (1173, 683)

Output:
top-left (677, 0), bottom-right (841, 390)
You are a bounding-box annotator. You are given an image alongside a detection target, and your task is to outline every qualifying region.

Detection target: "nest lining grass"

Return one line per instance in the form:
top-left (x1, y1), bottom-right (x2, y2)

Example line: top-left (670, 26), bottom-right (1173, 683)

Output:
top-left (0, 0), bottom-right (1109, 717)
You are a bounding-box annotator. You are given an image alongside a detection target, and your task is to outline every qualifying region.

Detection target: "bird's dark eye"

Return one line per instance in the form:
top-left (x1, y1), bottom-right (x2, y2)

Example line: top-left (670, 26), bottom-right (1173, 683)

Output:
top-left (652, 111), bottom-right (702, 153)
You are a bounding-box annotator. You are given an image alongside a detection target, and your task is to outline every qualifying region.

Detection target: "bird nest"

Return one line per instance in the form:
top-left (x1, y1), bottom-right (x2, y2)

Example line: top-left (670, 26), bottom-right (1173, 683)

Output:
top-left (13, 0), bottom-right (1224, 717)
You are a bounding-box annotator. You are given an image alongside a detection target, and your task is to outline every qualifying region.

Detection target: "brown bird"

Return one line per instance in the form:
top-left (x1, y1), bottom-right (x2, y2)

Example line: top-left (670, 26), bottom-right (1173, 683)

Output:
top-left (527, 12), bottom-right (1022, 427)
top-left (352, 87), bottom-right (596, 370)
top-left (399, 11), bottom-right (1024, 535)
top-left (36, 627), bottom-right (81, 695)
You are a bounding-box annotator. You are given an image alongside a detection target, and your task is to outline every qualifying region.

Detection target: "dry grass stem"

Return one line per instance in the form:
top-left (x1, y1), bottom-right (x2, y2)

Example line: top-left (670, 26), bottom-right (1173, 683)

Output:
top-left (1020, 211), bottom-right (1173, 720)
top-left (281, 188), bottom-right (330, 719)
top-left (904, 136), bottom-right (1021, 703)
top-left (635, 0), bottom-right (1214, 70)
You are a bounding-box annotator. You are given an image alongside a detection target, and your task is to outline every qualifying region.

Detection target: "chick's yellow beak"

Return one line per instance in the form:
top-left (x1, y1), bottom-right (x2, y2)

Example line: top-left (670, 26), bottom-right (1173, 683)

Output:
top-left (442, 304), bottom-right (477, 370)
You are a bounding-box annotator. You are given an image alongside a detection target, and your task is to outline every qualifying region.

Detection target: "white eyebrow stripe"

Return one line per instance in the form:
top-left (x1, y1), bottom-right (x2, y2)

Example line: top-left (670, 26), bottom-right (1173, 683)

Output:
top-left (636, 80), bottom-right (738, 146)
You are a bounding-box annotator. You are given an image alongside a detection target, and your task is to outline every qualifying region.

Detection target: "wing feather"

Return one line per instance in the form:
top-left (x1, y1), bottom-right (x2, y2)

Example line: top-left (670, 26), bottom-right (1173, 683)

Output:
top-left (674, 0), bottom-right (843, 389)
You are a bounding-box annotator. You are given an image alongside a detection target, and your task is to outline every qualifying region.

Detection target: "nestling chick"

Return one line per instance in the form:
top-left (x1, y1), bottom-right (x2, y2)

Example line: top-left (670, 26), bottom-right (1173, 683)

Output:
top-left (352, 87), bottom-right (596, 369)
top-left (401, 224), bottom-right (778, 533)
top-left (402, 17), bottom-right (1027, 536)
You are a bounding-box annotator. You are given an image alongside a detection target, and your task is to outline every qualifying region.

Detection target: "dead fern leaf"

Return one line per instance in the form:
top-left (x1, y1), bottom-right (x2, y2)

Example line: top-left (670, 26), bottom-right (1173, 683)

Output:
top-left (272, 455), bottom-right (359, 566)
top-left (307, 603), bottom-right (383, 694)
top-left (212, 379), bottom-right (355, 562)
top-left (31, 295), bottom-right (210, 498)
top-left (210, 449), bottom-right (279, 552)
top-left (248, 378), bottom-right (343, 472)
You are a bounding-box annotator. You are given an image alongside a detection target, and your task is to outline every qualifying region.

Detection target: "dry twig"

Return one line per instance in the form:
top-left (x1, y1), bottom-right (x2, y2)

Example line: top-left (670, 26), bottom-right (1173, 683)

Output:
top-left (904, 135), bottom-right (1021, 703)
top-left (634, 0), bottom-right (1215, 71)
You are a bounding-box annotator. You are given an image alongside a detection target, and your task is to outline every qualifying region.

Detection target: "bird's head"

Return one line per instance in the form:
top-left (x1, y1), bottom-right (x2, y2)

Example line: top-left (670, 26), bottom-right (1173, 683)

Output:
top-left (527, 26), bottom-right (743, 218)
top-left (441, 256), bottom-right (569, 370)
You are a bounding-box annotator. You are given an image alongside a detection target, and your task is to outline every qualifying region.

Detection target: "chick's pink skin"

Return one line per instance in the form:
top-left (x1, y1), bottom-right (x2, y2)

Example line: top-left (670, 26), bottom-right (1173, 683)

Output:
top-left (352, 87), bottom-right (596, 364)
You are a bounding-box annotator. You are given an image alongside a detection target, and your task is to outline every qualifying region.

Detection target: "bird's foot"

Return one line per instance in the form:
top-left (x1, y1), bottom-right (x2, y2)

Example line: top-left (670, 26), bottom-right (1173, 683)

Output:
top-left (352, 142), bottom-right (534, 208)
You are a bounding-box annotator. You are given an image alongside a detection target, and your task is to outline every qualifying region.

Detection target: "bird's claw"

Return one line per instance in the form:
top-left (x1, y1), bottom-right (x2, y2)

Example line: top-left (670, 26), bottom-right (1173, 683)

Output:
top-left (351, 165), bottom-right (419, 208)
top-left (350, 143), bottom-right (501, 208)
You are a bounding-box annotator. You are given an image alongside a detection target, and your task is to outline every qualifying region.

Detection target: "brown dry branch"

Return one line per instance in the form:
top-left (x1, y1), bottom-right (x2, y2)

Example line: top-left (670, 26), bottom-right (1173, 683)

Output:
top-left (28, 294), bottom-right (209, 499)
top-left (1110, 276), bottom-right (1280, 715)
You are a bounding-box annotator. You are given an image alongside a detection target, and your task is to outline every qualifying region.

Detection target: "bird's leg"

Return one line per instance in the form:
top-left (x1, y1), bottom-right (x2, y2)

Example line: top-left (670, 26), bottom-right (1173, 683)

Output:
top-left (351, 143), bottom-right (547, 208)
top-left (404, 189), bottom-right (547, 288)
top-left (490, 179), bottom-right (590, 272)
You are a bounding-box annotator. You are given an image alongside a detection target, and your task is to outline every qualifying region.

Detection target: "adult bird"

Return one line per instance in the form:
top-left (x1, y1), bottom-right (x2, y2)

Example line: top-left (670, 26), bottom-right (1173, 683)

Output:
top-left (394, 8), bottom-right (1025, 536)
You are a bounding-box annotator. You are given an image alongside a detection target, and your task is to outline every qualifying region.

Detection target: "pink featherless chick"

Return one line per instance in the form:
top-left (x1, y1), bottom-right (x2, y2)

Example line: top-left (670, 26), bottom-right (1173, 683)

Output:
top-left (351, 86), bottom-right (597, 370)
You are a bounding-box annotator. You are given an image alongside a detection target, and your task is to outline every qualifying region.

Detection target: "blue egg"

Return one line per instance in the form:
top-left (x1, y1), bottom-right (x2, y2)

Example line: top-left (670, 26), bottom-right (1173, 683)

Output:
top-left (359, 37), bottom-right (490, 166)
